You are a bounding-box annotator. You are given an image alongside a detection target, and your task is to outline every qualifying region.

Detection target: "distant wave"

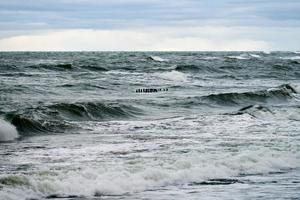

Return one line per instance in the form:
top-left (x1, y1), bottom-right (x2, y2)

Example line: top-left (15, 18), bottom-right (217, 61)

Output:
top-left (26, 63), bottom-right (109, 72)
top-left (280, 56), bottom-right (300, 60)
top-left (148, 56), bottom-right (167, 62)
top-left (263, 51), bottom-right (271, 54)
top-left (200, 56), bottom-right (221, 60)
top-left (156, 70), bottom-right (187, 82)
top-left (5, 102), bottom-right (143, 136)
top-left (175, 64), bottom-right (224, 73)
top-left (79, 65), bottom-right (109, 71)
top-left (225, 55), bottom-right (250, 60)
top-left (175, 64), bottom-right (200, 72)
top-left (32, 63), bottom-right (73, 71)
top-left (249, 54), bottom-right (261, 58)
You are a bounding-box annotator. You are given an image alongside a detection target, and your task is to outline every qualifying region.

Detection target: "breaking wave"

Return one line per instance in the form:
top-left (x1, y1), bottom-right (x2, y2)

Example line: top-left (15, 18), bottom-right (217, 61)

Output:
top-left (5, 102), bottom-right (143, 136)
top-left (148, 56), bottom-right (167, 62)
top-left (280, 56), bottom-right (300, 60)
top-left (202, 84), bottom-right (297, 105)
top-left (0, 149), bottom-right (298, 199)
top-left (180, 84), bottom-right (297, 107)
top-left (156, 70), bottom-right (187, 82)
top-left (225, 55), bottom-right (250, 60)
top-left (0, 119), bottom-right (19, 142)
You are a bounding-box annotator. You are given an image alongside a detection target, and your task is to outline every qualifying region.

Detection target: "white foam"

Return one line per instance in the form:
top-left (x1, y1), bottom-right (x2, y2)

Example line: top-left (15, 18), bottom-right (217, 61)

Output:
top-left (263, 50), bottom-right (271, 54)
top-left (0, 149), bottom-right (298, 199)
top-left (156, 70), bottom-right (187, 82)
top-left (202, 56), bottom-right (220, 60)
top-left (226, 55), bottom-right (249, 60)
top-left (149, 56), bottom-right (167, 62)
top-left (249, 54), bottom-right (261, 58)
top-left (0, 119), bottom-right (19, 142)
top-left (280, 56), bottom-right (300, 60)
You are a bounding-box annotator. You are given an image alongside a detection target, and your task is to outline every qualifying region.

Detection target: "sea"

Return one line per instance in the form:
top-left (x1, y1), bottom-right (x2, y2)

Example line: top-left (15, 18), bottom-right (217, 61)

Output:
top-left (0, 51), bottom-right (299, 200)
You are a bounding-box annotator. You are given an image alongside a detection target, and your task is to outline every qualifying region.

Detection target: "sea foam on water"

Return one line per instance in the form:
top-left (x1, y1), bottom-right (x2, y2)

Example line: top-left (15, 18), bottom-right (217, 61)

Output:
top-left (156, 70), bottom-right (188, 82)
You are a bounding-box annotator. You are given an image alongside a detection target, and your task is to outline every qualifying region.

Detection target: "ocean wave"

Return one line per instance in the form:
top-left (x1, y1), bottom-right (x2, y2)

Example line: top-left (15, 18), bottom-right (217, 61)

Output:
top-left (8, 114), bottom-right (70, 135)
top-left (249, 54), bottom-right (261, 58)
top-left (148, 56), bottom-right (167, 62)
top-left (229, 104), bottom-right (274, 118)
top-left (200, 56), bottom-right (221, 60)
top-left (263, 51), bottom-right (271, 54)
top-left (202, 84), bottom-right (297, 106)
top-left (174, 84), bottom-right (297, 108)
top-left (5, 102), bottom-right (143, 135)
top-left (48, 102), bottom-right (142, 120)
top-left (280, 56), bottom-right (300, 60)
top-left (225, 55), bottom-right (250, 60)
top-left (155, 70), bottom-right (187, 82)
top-left (0, 149), bottom-right (298, 199)
top-left (78, 65), bottom-right (108, 71)
top-left (175, 64), bottom-right (200, 71)
top-left (175, 64), bottom-right (224, 73)
top-left (31, 63), bottom-right (73, 71)
top-left (0, 119), bottom-right (19, 142)
top-left (27, 63), bottom-right (109, 72)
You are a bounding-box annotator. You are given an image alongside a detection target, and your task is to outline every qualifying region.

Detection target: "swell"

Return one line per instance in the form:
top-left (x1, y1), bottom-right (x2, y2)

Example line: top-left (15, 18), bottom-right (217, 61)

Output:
top-left (179, 84), bottom-right (297, 107)
top-left (48, 102), bottom-right (142, 121)
top-left (175, 64), bottom-right (225, 73)
top-left (27, 63), bottom-right (108, 72)
top-left (5, 102), bottom-right (143, 136)
top-left (202, 84), bottom-right (297, 106)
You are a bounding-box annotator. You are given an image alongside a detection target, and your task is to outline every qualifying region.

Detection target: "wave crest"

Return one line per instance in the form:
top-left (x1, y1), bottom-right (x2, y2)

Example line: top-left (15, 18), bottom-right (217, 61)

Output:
top-left (6, 102), bottom-right (143, 135)
top-left (0, 119), bottom-right (19, 141)
top-left (203, 84), bottom-right (297, 106)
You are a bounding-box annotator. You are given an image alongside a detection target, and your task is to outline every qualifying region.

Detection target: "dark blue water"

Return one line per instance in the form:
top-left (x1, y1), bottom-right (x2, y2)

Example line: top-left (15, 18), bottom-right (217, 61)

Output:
top-left (0, 52), bottom-right (299, 200)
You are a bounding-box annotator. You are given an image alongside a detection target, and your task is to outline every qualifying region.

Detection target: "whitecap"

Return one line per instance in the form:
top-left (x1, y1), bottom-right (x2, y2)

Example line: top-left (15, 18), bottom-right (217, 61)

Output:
top-left (149, 56), bottom-right (167, 62)
top-left (249, 54), bottom-right (261, 58)
top-left (201, 56), bottom-right (220, 60)
top-left (0, 119), bottom-right (19, 142)
top-left (225, 55), bottom-right (249, 60)
top-left (156, 70), bottom-right (187, 82)
top-left (263, 51), bottom-right (271, 54)
top-left (0, 149), bottom-right (298, 198)
top-left (280, 56), bottom-right (300, 60)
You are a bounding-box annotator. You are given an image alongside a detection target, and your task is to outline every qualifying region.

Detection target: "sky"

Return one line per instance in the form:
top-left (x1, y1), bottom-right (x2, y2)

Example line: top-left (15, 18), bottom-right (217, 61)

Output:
top-left (0, 0), bottom-right (299, 51)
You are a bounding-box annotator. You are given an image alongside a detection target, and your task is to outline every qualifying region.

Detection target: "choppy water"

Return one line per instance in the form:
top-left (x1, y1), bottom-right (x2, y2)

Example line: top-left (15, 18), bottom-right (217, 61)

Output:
top-left (0, 52), bottom-right (299, 200)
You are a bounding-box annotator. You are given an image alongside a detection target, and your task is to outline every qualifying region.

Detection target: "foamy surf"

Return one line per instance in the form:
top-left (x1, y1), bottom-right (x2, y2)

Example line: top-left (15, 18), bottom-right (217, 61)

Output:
top-left (0, 148), bottom-right (298, 199)
top-left (0, 119), bottom-right (19, 142)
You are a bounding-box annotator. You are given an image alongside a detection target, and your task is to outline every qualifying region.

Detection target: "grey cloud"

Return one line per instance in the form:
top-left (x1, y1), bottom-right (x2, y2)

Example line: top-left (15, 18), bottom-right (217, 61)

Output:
top-left (0, 0), bottom-right (299, 30)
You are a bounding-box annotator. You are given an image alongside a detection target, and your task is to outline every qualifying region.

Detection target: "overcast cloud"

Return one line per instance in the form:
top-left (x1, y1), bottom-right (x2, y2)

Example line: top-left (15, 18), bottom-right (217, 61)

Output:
top-left (0, 0), bottom-right (299, 51)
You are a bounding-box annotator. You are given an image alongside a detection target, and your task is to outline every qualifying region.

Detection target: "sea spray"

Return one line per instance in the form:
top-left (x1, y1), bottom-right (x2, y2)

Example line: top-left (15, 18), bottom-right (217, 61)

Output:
top-left (0, 119), bottom-right (19, 141)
